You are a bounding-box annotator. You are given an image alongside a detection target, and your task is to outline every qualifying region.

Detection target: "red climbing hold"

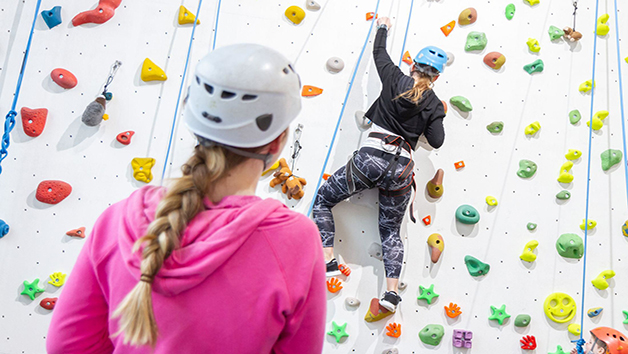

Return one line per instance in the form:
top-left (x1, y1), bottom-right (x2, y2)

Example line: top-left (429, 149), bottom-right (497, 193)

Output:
top-left (338, 264), bottom-right (351, 276)
top-left (441, 100), bottom-right (448, 114)
top-left (422, 215), bottom-right (432, 225)
top-left (116, 131), bottom-right (135, 145)
top-left (36, 180), bottom-right (72, 205)
top-left (50, 68), bottom-right (77, 89)
top-left (20, 107), bottom-right (48, 137)
top-left (66, 227), bottom-right (86, 238)
top-left (402, 51), bottom-right (413, 65)
top-left (72, 0), bottom-right (122, 26)
top-left (40, 297), bottom-right (58, 310)
top-left (520, 335), bottom-right (537, 350)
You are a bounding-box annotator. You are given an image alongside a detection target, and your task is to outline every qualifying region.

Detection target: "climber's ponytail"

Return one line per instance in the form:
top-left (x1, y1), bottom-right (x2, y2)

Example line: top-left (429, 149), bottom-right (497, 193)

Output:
top-left (396, 71), bottom-right (434, 104)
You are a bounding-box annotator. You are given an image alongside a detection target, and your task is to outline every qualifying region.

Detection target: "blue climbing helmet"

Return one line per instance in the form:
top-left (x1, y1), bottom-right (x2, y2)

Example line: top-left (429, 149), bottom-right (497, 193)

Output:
top-left (413, 46), bottom-right (448, 76)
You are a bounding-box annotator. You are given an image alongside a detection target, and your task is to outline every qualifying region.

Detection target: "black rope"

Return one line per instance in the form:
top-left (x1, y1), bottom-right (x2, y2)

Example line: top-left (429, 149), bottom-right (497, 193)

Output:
top-left (573, 0), bottom-right (578, 31)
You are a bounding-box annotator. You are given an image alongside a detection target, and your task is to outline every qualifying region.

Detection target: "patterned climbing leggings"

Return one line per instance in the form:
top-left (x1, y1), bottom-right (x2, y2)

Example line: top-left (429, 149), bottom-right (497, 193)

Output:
top-left (312, 147), bottom-right (413, 279)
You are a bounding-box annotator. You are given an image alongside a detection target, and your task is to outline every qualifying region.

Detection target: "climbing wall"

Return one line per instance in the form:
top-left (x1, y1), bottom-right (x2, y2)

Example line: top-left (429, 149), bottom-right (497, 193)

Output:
top-left (1, 0), bottom-right (627, 353)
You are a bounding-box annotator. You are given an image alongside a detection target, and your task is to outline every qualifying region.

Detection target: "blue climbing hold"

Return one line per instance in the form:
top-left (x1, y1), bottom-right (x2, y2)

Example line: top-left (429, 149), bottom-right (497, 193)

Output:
top-left (41, 6), bottom-right (62, 29)
top-left (0, 219), bottom-right (9, 238)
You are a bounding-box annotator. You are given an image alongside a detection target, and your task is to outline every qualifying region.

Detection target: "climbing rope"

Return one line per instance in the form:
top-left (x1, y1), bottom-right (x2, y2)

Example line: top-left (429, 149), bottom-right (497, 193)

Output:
top-left (306, 0), bottom-right (383, 216)
top-left (397, 0), bottom-right (414, 66)
top-left (0, 0), bottom-right (43, 176)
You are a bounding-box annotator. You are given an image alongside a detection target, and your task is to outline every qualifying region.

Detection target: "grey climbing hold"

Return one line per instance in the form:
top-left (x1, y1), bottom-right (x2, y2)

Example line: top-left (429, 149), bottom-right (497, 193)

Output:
top-left (81, 96), bottom-right (106, 127)
top-left (382, 349), bottom-right (399, 354)
top-left (368, 242), bottom-right (383, 260)
top-left (446, 52), bottom-right (455, 66)
top-left (345, 297), bottom-right (361, 306)
top-left (355, 110), bottom-right (371, 130)
top-left (305, 0), bottom-right (320, 11)
top-left (398, 281), bottom-right (408, 290)
top-left (326, 57), bottom-right (344, 73)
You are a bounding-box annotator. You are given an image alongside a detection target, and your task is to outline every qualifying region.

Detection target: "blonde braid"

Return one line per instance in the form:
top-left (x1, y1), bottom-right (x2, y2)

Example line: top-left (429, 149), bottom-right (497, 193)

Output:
top-left (395, 72), bottom-right (433, 104)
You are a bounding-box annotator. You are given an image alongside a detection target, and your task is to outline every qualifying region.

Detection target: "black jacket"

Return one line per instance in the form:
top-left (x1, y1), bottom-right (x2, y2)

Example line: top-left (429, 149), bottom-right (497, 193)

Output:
top-left (365, 27), bottom-right (446, 150)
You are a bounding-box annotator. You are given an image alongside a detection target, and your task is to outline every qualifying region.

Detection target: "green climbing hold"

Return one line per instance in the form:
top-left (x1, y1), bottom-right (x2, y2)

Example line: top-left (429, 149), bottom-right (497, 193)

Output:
top-left (489, 304), bottom-right (511, 325)
top-left (464, 255), bottom-right (490, 276)
top-left (601, 149), bottom-right (622, 171)
top-left (327, 321), bottom-right (349, 343)
top-left (569, 110), bottom-right (582, 124)
top-left (21, 279), bottom-right (45, 300)
top-left (450, 96), bottom-right (473, 112)
top-left (523, 59), bottom-right (544, 74)
top-left (517, 159), bottom-right (537, 178)
top-left (556, 233), bottom-right (584, 259)
top-left (505, 4), bottom-right (515, 20)
top-left (549, 345), bottom-right (568, 354)
top-left (556, 190), bottom-right (571, 200)
top-left (548, 25), bottom-right (565, 40)
top-left (623, 310), bottom-right (628, 324)
top-left (417, 284), bottom-right (439, 305)
top-left (514, 314), bottom-right (531, 327)
top-left (465, 31), bottom-right (488, 51)
top-left (527, 223), bottom-right (537, 231)
top-left (487, 121), bottom-right (504, 133)
top-left (455, 205), bottom-right (480, 224)
top-left (419, 324), bottom-right (445, 346)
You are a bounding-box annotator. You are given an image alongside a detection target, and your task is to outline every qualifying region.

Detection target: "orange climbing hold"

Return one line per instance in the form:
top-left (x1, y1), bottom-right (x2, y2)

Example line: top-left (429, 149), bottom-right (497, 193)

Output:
top-left (366, 12), bottom-right (378, 21)
top-left (323, 173), bottom-right (331, 180)
top-left (302, 85), bottom-right (323, 97)
top-left (441, 100), bottom-right (448, 114)
top-left (444, 302), bottom-right (462, 318)
top-left (440, 20), bottom-right (456, 36)
top-left (454, 161), bottom-right (465, 170)
top-left (402, 51), bottom-right (413, 65)
top-left (66, 227), bottom-right (86, 238)
top-left (338, 264), bottom-right (351, 276)
top-left (326, 277), bottom-right (343, 293)
top-left (422, 215), bottom-right (432, 225)
top-left (386, 322), bottom-right (402, 338)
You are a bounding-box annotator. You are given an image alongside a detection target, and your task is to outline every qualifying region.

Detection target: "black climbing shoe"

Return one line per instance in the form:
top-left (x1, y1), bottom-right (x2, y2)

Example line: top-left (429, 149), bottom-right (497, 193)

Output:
top-left (326, 258), bottom-right (341, 277)
top-left (379, 291), bottom-right (402, 312)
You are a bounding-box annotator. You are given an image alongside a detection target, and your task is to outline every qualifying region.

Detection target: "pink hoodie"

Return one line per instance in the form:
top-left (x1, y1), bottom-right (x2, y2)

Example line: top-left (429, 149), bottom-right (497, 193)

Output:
top-left (47, 186), bottom-right (326, 354)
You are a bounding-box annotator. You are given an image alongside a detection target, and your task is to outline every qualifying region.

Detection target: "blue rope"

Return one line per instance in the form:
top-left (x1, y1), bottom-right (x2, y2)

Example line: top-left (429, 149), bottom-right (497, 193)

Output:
top-left (613, 0), bottom-right (628, 215)
top-left (397, 0), bottom-right (414, 66)
top-left (0, 0), bottom-right (43, 175)
top-left (306, 0), bottom-right (382, 216)
top-left (212, 0), bottom-right (221, 51)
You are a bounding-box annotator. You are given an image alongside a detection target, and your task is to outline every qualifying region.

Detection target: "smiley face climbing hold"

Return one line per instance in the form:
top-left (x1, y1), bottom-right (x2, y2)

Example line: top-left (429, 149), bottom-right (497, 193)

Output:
top-left (568, 323), bottom-right (581, 336)
top-left (587, 307), bottom-right (603, 318)
top-left (579, 79), bottom-right (595, 93)
top-left (558, 161), bottom-right (574, 183)
top-left (450, 96), bottom-right (473, 112)
top-left (520, 240), bottom-right (539, 262)
top-left (556, 190), bottom-right (571, 200)
top-left (426, 169), bottom-right (444, 198)
top-left (517, 160), bottom-right (537, 178)
top-left (569, 110), bottom-right (582, 124)
top-left (464, 255), bottom-right (490, 276)
top-left (548, 25), bottom-right (565, 40)
top-left (601, 149), bottom-right (622, 171)
top-left (465, 32), bottom-right (487, 51)
top-left (523, 59), bottom-right (544, 74)
top-left (580, 219), bottom-right (597, 231)
top-left (456, 205), bottom-right (480, 224)
top-left (458, 8), bottom-right (477, 26)
top-left (417, 284), bottom-right (439, 305)
top-left (565, 149), bottom-right (582, 160)
top-left (556, 233), bottom-right (584, 259)
top-left (515, 314), bottom-right (531, 327)
top-left (326, 57), bottom-right (344, 73)
top-left (505, 4), bottom-right (516, 20)
top-left (306, 1), bottom-right (321, 11)
top-left (36, 180), bottom-right (72, 204)
top-left (20, 107), bottom-right (48, 137)
top-left (141, 58), bottom-right (167, 82)
top-left (427, 234), bottom-right (444, 263)
top-left (285, 6), bottom-right (305, 25)
top-left (596, 14), bottom-right (610, 36)
top-left (489, 304), bottom-right (511, 325)
top-left (116, 131), bottom-right (135, 145)
top-left (21, 279), bottom-right (45, 300)
top-left (525, 121), bottom-right (541, 136)
top-left (591, 270), bottom-right (615, 290)
top-left (131, 157), bottom-right (156, 183)
top-left (483, 52), bottom-right (506, 70)
top-left (526, 38), bottom-right (541, 53)
top-left (178, 5), bottom-right (200, 25)
top-left (485, 196), bottom-right (498, 206)
top-left (50, 68), bottom-right (77, 89)
top-left (419, 324), bottom-right (444, 346)
top-left (41, 6), bottom-right (62, 29)
top-left (544, 292), bottom-right (577, 323)
top-left (487, 121), bottom-right (504, 133)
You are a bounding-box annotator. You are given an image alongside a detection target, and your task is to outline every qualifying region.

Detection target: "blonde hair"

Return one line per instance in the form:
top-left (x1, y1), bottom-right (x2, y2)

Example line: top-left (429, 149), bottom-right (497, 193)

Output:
top-left (112, 143), bottom-right (254, 347)
top-left (396, 71), bottom-right (434, 104)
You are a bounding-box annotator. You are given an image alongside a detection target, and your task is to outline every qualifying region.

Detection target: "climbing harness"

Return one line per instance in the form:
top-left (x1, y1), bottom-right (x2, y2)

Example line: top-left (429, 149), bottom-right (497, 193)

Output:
top-left (101, 60), bottom-right (122, 100)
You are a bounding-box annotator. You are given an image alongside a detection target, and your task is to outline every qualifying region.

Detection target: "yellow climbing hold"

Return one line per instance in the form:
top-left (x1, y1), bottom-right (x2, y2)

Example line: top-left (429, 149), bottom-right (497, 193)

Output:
top-left (579, 79), bottom-right (595, 93)
top-left (285, 6), bottom-right (305, 25)
top-left (178, 5), bottom-right (200, 25)
top-left (485, 196), bottom-right (498, 206)
top-left (565, 149), bottom-right (582, 160)
top-left (580, 219), bottom-right (597, 231)
top-left (525, 0), bottom-right (540, 5)
top-left (520, 240), bottom-right (538, 262)
top-left (48, 272), bottom-right (67, 287)
top-left (591, 269), bottom-right (615, 290)
top-left (525, 121), bottom-right (541, 135)
top-left (596, 14), bottom-right (610, 36)
top-left (587, 110), bottom-right (608, 130)
top-left (526, 38), bottom-right (540, 52)
top-left (102, 114), bottom-right (109, 121)
top-left (568, 323), bottom-right (581, 336)
top-left (132, 157), bottom-right (156, 183)
top-left (558, 161), bottom-right (574, 183)
top-left (141, 58), bottom-right (167, 82)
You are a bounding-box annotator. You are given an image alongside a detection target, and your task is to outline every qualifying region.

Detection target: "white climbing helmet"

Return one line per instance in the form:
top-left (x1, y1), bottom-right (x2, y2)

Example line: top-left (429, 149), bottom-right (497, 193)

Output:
top-left (184, 43), bottom-right (302, 148)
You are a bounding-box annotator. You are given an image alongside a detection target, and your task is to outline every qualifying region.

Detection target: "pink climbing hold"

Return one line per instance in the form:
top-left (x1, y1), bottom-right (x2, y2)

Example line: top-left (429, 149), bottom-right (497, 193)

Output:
top-left (36, 180), bottom-right (72, 205)
top-left (20, 107), bottom-right (48, 137)
top-left (50, 68), bottom-right (77, 89)
top-left (116, 131), bottom-right (135, 145)
top-left (72, 0), bottom-right (122, 26)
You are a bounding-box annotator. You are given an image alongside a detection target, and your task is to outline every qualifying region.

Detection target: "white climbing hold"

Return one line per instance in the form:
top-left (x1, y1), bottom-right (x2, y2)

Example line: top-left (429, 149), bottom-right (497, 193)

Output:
top-left (368, 242), bottom-right (383, 260)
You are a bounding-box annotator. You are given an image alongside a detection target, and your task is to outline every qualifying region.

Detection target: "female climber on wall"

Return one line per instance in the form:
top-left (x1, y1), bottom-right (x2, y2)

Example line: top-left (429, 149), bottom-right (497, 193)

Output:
top-left (312, 16), bottom-right (447, 313)
top-left (46, 44), bottom-right (326, 353)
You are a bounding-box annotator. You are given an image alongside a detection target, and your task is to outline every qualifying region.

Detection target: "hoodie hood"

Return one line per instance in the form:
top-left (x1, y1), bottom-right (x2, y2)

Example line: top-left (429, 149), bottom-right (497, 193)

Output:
top-left (118, 186), bottom-right (285, 296)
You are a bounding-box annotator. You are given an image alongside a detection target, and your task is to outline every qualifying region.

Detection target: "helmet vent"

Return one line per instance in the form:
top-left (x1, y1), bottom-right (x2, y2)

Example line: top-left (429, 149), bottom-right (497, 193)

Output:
top-left (195, 76), bottom-right (200, 85)
top-left (283, 68), bottom-right (290, 74)
top-left (202, 111), bottom-right (222, 123)
top-left (242, 94), bottom-right (258, 101)
top-left (255, 114), bottom-right (273, 131)
top-left (204, 84), bottom-right (214, 95)
top-left (221, 90), bottom-right (237, 99)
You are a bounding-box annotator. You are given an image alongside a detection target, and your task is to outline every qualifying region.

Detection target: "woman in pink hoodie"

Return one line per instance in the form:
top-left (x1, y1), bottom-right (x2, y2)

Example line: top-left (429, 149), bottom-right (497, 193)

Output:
top-left (47, 44), bottom-right (326, 354)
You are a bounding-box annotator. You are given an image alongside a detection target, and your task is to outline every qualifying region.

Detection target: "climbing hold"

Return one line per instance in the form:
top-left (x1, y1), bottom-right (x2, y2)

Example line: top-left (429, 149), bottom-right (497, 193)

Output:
top-left (417, 284), bottom-right (439, 305)
top-left (587, 307), bottom-right (603, 318)
top-left (116, 131), bottom-right (135, 145)
top-left (456, 205), bottom-right (480, 224)
top-left (483, 52), bottom-right (506, 70)
top-left (382, 349), bottom-right (398, 354)
top-left (178, 5), bottom-right (200, 25)
top-left (441, 100), bottom-right (448, 114)
top-left (355, 110), bottom-right (371, 130)
top-left (364, 297), bottom-right (392, 322)
top-left (544, 292), bottom-right (576, 323)
top-left (568, 323), bottom-right (581, 336)
top-left (580, 219), bottom-right (597, 231)
top-left (548, 25), bottom-right (565, 41)
top-left (326, 277), bottom-right (343, 293)
top-left (327, 321), bottom-right (349, 342)
top-left (486, 121), bottom-right (504, 133)
top-left (591, 270), bottom-right (615, 290)
top-left (517, 159), bottom-right (537, 178)
top-left (40, 297), bottom-right (58, 310)
top-left (550, 345), bottom-right (569, 354)
top-left (422, 215), bottom-right (431, 226)
top-left (453, 330), bottom-right (473, 348)
top-left (426, 169), bottom-right (444, 198)
top-left (623, 221), bottom-right (628, 237)
top-left (72, 0), bottom-right (121, 26)
top-left (398, 281), bottom-right (408, 290)
top-left (66, 227), bottom-right (86, 238)
top-left (368, 243), bottom-right (383, 260)
top-left (446, 52), bottom-right (455, 66)
top-left (366, 12), bottom-right (378, 21)
top-left (526, 38), bottom-right (541, 53)
top-left (464, 255), bottom-right (490, 276)
top-left (285, 6), bottom-right (305, 25)
top-left (102, 114), bottom-right (109, 121)
top-left (41, 6), bottom-right (62, 29)
top-left (440, 21), bottom-right (455, 37)
top-left (523, 59), bottom-right (544, 74)
top-left (569, 110), bottom-right (582, 124)
top-left (81, 96), bottom-right (107, 127)
top-left (520, 335), bottom-right (537, 350)
top-left (326, 57), bottom-right (344, 73)
top-left (525, 0), bottom-right (540, 5)
top-left (596, 14), bottom-right (610, 36)
top-left (485, 196), bottom-right (498, 206)
top-left (579, 79), bottom-right (595, 93)
top-left (36, 180), bottom-right (72, 204)
top-left (488, 304), bottom-right (511, 325)
top-left (524, 121), bottom-right (541, 135)
top-left (301, 85), bottom-right (323, 97)
top-left (563, 27), bottom-right (583, 42)
top-left (587, 110), bottom-right (609, 130)
top-left (557, 161), bottom-right (574, 183)
top-left (322, 173), bottom-right (331, 181)
top-left (454, 161), bottom-right (465, 170)
top-left (427, 234), bottom-right (444, 263)
top-left (514, 314), bottom-right (531, 327)
top-left (458, 8), bottom-right (477, 26)
top-left (520, 240), bottom-right (539, 262)
top-left (131, 157), bottom-right (156, 183)
top-left (338, 264), bottom-right (351, 276)
top-left (419, 324), bottom-right (444, 346)
top-left (565, 149), bottom-right (582, 160)
top-left (601, 149), bottom-right (622, 171)
top-left (345, 297), bottom-right (360, 307)
top-left (20, 107), bottom-right (48, 137)
top-left (505, 4), bottom-right (515, 20)
top-left (527, 223), bottom-right (537, 231)
top-left (50, 68), bottom-right (77, 89)
top-left (556, 233), bottom-right (584, 259)
top-left (401, 51), bottom-right (413, 65)
top-left (623, 310), bottom-right (628, 324)
top-left (48, 272), bottom-right (66, 287)
top-left (141, 58), bottom-right (167, 82)
top-left (450, 96), bottom-right (473, 112)
top-left (385, 323), bottom-right (401, 338)
top-left (464, 32), bottom-right (487, 51)
top-left (556, 190), bottom-right (571, 200)
top-left (21, 279), bottom-right (45, 300)
top-left (444, 303), bottom-right (462, 318)
top-left (0, 219), bottom-right (8, 238)
top-left (305, 1), bottom-right (320, 11)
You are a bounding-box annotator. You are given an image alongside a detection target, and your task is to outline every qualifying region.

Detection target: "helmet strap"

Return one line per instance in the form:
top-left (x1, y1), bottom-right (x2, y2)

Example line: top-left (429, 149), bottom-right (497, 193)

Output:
top-left (197, 137), bottom-right (273, 171)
